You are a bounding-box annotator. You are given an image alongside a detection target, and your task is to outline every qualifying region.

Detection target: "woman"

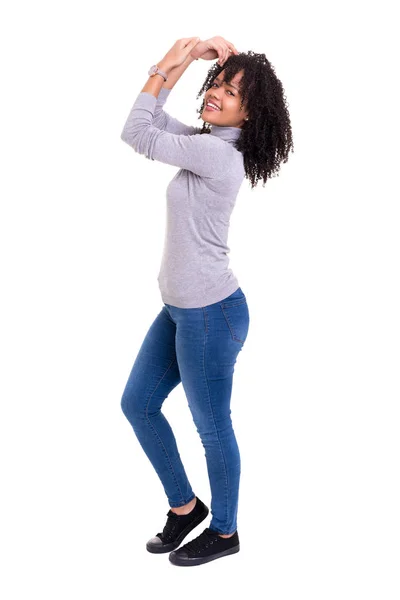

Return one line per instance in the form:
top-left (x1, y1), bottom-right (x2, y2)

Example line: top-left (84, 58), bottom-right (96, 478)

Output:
top-left (120, 36), bottom-right (294, 566)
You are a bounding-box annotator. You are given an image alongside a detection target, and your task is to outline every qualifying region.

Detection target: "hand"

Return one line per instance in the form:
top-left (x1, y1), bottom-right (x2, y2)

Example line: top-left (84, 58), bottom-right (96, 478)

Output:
top-left (160, 37), bottom-right (201, 70)
top-left (190, 36), bottom-right (239, 65)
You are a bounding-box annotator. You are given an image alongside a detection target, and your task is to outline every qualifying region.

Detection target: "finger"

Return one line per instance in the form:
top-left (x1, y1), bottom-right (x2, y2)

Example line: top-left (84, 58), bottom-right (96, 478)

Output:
top-left (220, 46), bottom-right (229, 65)
top-left (221, 44), bottom-right (228, 64)
top-left (225, 43), bottom-right (236, 58)
top-left (227, 42), bottom-right (239, 55)
top-left (221, 43), bottom-right (233, 64)
top-left (217, 44), bottom-right (224, 65)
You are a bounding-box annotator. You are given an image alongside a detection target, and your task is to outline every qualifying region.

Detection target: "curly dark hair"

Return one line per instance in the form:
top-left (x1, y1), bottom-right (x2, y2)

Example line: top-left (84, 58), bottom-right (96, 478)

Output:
top-left (195, 51), bottom-right (294, 189)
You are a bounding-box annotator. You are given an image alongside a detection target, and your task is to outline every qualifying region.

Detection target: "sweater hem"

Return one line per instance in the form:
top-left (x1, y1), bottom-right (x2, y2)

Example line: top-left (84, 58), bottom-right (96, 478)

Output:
top-left (160, 279), bottom-right (240, 309)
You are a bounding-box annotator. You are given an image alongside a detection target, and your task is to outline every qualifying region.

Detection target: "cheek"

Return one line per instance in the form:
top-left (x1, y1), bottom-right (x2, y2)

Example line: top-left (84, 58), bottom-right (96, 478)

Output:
top-left (225, 98), bottom-right (239, 110)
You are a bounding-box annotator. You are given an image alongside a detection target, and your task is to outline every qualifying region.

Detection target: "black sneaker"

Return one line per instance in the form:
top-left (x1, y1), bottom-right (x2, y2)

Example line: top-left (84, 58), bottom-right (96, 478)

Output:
top-left (169, 527), bottom-right (240, 566)
top-left (146, 496), bottom-right (209, 554)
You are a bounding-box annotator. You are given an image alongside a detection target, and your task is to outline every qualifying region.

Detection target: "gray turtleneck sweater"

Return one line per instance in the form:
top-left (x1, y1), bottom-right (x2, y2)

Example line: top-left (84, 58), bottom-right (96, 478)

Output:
top-left (120, 86), bottom-right (245, 308)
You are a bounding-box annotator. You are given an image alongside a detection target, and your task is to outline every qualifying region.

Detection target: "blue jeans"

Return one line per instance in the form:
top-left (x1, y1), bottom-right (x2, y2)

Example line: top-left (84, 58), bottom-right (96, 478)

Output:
top-left (120, 286), bottom-right (250, 535)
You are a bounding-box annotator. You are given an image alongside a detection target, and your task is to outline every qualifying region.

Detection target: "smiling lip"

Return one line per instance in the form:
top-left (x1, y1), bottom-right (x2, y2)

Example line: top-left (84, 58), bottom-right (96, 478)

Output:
top-left (205, 102), bottom-right (221, 111)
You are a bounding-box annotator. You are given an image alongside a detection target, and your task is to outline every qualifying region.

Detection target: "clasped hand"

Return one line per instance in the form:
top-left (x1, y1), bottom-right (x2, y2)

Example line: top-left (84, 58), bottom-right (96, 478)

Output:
top-left (161, 36), bottom-right (239, 71)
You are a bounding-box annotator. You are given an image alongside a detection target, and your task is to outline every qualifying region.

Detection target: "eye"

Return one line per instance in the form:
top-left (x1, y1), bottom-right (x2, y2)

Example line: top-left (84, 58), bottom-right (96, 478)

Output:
top-left (211, 83), bottom-right (234, 96)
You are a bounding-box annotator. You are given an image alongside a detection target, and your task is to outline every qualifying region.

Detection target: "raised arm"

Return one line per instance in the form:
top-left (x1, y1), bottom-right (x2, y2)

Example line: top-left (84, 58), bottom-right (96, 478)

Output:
top-left (149, 45), bottom-right (202, 135)
top-left (152, 86), bottom-right (203, 136)
top-left (120, 38), bottom-right (235, 178)
top-left (120, 90), bottom-right (231, 178)
top-left (122, 37), bottom-right (238, 138)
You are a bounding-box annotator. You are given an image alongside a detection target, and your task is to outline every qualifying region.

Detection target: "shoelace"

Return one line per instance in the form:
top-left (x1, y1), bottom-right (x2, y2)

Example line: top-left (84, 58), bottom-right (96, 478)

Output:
top-left (181, 528), bottom-right (220, 556)
top-left (157, 511), bottom-right (181, 542)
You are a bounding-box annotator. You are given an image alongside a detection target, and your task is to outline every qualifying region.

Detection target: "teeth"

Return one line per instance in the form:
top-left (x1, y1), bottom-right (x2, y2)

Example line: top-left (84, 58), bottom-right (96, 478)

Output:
top-left (207, 102), bottom-right (220, 110)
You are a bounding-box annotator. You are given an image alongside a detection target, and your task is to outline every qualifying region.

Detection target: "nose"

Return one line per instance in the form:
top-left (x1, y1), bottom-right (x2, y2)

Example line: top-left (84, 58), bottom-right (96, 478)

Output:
top-left (209, 93), bottom-right (221, 104)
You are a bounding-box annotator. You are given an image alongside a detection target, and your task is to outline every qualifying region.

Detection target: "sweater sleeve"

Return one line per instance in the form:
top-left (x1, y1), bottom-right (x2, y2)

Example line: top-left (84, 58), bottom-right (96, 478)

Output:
top-left (152, 87), bottom-right (203, 135)
top-left (120, 91), bottom-right (231, 179)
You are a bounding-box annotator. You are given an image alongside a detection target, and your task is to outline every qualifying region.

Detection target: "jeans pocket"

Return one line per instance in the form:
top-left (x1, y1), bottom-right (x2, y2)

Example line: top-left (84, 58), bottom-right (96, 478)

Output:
top-left (222, 287), bottom-right (246, 304)
top-left (221, 300), bottom-right (250, 345)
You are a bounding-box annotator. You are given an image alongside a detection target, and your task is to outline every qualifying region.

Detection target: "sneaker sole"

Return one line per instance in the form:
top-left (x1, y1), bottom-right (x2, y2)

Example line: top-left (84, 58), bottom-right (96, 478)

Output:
top-left (169, 543), bottom-right (240, 566)
top-left (146, 504), bottom-right (209, 554)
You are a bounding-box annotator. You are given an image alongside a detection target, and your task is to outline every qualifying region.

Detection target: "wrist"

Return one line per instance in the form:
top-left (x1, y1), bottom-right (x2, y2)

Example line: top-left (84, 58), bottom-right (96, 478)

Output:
top-left (157, 59), bottom-right (174, 74)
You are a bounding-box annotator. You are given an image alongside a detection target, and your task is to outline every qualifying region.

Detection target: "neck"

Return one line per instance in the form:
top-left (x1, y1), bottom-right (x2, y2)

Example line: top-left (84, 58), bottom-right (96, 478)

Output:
top-left (208, 123), bottom-right (242, 145)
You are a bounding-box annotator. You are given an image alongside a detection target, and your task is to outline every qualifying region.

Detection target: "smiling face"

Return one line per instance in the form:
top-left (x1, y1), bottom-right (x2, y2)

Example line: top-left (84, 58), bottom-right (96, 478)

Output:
top-left (202, 69), bottom-right (249, 128)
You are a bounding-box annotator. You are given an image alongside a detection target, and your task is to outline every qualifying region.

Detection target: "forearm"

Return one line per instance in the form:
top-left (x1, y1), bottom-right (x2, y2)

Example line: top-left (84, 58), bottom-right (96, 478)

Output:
top-left (160, 54), bottom-right (197, 90)
top-left (140, 61), bottom-right (173, 98)
top-left (140, 54), bottom-right (196, 98)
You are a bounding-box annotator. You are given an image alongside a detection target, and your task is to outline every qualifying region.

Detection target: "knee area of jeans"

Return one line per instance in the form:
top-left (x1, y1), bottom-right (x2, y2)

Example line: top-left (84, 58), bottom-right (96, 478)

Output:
top-left (120, 394), bottom-right (140, 419)
top-left (120, 394), bottom-right (127, 413)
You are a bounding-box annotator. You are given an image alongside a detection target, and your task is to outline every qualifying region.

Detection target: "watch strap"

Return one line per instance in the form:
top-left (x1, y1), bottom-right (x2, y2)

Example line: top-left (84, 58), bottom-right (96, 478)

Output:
top-left (148, 64), bottom-right (168, 82)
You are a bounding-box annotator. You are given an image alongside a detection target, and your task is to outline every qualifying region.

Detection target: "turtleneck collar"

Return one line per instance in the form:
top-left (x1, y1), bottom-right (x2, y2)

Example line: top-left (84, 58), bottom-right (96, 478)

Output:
top-left (209, 124), bottom-right (242, 145)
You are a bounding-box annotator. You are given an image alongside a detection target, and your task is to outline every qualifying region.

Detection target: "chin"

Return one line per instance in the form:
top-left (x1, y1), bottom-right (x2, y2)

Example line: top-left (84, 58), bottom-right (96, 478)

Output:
top-left (201, 112), bottom-right (217, 122)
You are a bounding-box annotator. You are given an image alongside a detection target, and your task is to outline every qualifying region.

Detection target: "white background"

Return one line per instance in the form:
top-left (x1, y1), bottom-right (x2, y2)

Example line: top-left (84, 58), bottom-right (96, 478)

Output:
top-left (1, 0), bottom-right (399, 597)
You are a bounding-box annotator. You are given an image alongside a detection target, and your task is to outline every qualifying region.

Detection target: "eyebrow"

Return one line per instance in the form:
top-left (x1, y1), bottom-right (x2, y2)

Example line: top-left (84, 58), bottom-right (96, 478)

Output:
top-left (214, 77), bottom-right (239, 92)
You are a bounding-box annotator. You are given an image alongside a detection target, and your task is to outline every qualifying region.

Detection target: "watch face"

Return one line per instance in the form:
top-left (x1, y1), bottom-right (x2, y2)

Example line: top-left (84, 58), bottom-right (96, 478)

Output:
top-left (149, 65), bottom-right (157, 76)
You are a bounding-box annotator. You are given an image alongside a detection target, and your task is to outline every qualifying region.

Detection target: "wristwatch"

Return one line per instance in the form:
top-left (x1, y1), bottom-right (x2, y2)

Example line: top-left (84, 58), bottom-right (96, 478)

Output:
top-left (148, 64), bottom-right (168, 82)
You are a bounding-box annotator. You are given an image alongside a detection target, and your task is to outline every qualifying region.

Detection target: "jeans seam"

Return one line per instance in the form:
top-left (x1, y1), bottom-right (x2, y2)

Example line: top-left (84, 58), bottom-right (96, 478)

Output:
top-left (201, 310), bottom-right (230, 531)
top-left (202, 306), bottom-right (208, 333)
top-left (144, 356), bottom-right (186, 505)
top-left (221, 305), bottom-right (245, 344)
top-left (221, 298), bottom-right (247, 309)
